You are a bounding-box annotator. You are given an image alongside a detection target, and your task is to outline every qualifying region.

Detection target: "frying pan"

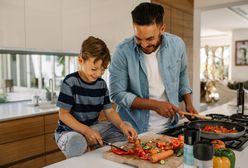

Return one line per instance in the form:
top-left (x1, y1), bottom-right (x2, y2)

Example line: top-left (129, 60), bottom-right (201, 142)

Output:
top-left (187, 120), bottom-right (246, 140)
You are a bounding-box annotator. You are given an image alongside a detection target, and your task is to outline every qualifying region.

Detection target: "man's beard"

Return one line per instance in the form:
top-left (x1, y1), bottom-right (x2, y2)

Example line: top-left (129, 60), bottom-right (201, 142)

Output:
top-left (139, 43), bottom-right (160, 54)
top-left (138, 36), bottom-right (162, 54)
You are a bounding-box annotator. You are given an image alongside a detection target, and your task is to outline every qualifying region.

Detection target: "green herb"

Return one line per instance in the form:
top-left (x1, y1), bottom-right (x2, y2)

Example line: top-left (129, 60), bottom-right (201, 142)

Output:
top-left (143, 145), bottom-right (150, 150)
top-left (176, 148), bottom-right (184, 157)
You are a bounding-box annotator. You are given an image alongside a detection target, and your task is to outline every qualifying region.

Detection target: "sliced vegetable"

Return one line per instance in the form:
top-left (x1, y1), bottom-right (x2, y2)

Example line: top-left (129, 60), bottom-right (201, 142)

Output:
top-left (143, 145), bottom-right (150, 150)
top-left (176, 148), bottom-right (184, 157)
top-left (149, 149), bottom-right (174, 163)
top-left (211, 140), bottom-right (226, 149)
top-left (159, 159), bottom-right (165, 165)
top-left (111, 147), bottom-right (134, 155)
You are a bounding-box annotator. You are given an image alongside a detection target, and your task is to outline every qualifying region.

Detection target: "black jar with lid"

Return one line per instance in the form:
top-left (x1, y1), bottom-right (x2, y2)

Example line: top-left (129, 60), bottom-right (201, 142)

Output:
top-left (193, 141), bottom-right (214, 168)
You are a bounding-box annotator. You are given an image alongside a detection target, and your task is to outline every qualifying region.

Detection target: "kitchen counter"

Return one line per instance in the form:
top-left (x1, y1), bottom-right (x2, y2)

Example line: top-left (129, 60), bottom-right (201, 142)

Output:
top-left (45, 102), bottom-right (248, 168)
top-left (0, 101), bottom-right (59, 122)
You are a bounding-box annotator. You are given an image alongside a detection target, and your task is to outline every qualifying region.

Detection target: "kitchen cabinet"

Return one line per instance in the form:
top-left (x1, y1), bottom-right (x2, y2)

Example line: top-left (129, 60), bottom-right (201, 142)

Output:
top-left (61, 0), bottom-right (90, 52)
top-left (7, 156), bottom-right (45, 168)
top-left (25, 0), bottom-right (62, 50)
top-left (0, 0), bottom-right (25, 48)
top-left (90, 0), bottom-right (134, 53)
top-left (0, 112), bottom-right (65, 167)
top-left (0, 0), bottom-right (141, 52)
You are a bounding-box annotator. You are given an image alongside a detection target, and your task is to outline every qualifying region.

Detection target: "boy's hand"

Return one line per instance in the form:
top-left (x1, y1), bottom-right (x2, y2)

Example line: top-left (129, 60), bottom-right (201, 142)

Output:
top-left (119, 123), bottom-right (138, 140)
top-left (83, 127), bottom-right (103, 146)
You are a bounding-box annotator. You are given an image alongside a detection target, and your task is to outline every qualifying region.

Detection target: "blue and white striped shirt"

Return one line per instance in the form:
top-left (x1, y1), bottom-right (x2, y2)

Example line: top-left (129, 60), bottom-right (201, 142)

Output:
top-left (56, 72), bottom-right (112, 133)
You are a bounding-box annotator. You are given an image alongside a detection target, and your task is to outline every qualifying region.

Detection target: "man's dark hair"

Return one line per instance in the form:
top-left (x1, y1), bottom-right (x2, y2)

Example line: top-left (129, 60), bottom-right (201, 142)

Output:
top-left (131, 2), bottom-right (164, 25)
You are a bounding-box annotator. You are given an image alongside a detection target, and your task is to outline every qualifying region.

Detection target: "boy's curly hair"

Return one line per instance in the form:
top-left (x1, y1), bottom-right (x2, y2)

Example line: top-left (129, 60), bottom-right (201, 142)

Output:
top-left (80, 36), bottom-right (110, 69)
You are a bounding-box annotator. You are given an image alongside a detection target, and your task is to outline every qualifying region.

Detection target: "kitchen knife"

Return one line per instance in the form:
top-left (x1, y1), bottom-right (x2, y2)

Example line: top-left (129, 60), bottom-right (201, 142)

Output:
top-left (102, 140), bottom-right (128, 152)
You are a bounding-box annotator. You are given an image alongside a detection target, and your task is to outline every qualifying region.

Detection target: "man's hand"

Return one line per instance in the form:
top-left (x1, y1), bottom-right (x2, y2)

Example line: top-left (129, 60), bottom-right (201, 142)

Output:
top-left (185, 104), bottom-right (199, 121)
top-left (83, 127), bottom-right (103, 146)
top-left (153, 101), bottom-right (180, 118)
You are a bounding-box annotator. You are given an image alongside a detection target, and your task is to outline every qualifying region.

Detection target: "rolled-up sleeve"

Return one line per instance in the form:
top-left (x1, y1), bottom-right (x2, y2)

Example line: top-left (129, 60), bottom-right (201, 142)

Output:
top-left (109, 48), bottom-right (137, 108)
top-left (178, 40), bottom-right (192, 101)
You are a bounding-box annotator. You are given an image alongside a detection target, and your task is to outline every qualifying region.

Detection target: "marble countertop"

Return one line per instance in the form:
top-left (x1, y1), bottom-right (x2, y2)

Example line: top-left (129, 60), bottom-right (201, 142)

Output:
top-left (45, 102), bottom-right (248, 168)
top-left (0, 101), bottom-right (59, 122)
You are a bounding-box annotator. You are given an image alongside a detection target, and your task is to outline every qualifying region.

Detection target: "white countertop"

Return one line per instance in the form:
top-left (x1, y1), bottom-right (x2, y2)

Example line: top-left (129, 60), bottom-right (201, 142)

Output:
top-left (44, 102), bottom-right (248, 168)
top-left (0, 101), bottom-right (59, 122)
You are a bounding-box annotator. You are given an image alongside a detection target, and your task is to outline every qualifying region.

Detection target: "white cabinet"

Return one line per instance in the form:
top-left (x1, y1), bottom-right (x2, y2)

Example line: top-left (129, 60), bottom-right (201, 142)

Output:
top-left (0, 0), bottom-right (25, 48)
top-left (0, 0), bottom-right (145, 52)
top-left (91, 0), bottom-right (134, 53)
top-left (61, 0), bottom-right (90, 53)
top-left (25, 0), bottom-right (62, 50)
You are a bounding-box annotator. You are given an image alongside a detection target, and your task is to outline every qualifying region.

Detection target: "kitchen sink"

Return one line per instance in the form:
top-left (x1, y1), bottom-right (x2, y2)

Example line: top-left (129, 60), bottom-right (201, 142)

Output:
top-left (26, 101), bottom-right (57, 110)
top-left (37, 102), bottom-right (57, 110)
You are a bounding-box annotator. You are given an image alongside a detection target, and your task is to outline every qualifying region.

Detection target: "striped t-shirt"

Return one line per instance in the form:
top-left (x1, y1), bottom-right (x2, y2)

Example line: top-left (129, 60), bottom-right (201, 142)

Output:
top-left (56, 72), bottom-right (112, 133)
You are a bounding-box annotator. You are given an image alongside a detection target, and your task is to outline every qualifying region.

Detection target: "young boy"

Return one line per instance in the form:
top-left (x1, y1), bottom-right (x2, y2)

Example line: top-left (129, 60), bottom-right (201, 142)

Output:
top-left (54, 36), bottom-right (137, 158)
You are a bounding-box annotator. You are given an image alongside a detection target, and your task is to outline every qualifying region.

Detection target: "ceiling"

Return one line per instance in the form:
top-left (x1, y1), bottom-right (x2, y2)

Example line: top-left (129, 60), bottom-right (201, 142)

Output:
top-left (201, 4), bottom-right (248, 37)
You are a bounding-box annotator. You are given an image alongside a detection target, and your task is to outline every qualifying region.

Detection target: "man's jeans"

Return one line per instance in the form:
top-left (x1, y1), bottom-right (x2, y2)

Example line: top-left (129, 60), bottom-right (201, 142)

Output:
top-left (54, 121), bottom-right (127, 158)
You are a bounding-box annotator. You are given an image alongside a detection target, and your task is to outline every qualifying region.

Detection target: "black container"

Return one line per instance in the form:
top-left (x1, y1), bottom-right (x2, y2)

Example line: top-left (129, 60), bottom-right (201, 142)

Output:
top-left (183, 128), bottom-right (200, 167)
top-left (237, 82), bottom-right (245, 114)
top-left (184, 128), bottom-right (200, 145)
top-left (193, 141), bottom-right (214, 168)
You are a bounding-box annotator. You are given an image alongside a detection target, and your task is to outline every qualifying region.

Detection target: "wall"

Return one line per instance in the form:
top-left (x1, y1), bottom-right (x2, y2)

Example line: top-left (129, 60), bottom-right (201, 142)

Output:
top-left (0, 0), bottom-right (148, 54)
top-left (201, 35), bottom-right (231, 47)
top-left (231, 29), bottom-right (248, 82)
top-left (195, 0), bottom-right (248, 9)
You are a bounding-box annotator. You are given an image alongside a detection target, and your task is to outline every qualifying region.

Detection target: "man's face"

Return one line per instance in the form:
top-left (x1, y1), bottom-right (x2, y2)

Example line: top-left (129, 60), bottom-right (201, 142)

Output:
top-left (133, 23), bottom-right (165, 54)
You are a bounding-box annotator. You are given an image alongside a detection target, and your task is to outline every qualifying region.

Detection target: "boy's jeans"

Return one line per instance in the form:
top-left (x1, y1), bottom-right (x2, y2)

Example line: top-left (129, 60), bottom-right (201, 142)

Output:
top-left (54, 121), bottom-right (127, 158)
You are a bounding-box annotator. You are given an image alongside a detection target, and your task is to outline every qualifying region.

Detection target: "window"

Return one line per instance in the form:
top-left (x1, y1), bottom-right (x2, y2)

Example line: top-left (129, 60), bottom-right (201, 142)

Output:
top-left (200, 45), bottom-right (230, 81)
top-left (0, 51), bottom-right (78, 102)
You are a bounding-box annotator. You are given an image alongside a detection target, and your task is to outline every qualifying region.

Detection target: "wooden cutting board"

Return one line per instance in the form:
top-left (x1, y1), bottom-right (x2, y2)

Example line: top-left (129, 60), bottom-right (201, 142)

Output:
top-left (103, 133), bottom-right (183, 168)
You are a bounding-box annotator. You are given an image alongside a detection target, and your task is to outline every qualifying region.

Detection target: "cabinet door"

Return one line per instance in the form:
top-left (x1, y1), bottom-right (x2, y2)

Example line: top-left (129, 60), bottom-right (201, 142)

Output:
top-left (61, 0), bottom-right (90, 52)
top-left (8, 156), bottom-right (45, 168)
top-left (46, 151), bottom-right (65, 165)
top-left (44, 113), bottom-right (59, 134)
top-left (0, 135), bottom-right (45, 166)
top-left (45, 133), bottom-right (58, 152)
top-left (0, 0), bottom-right (25, 48)
top-left (25, 0), bottom-right (62, 50)
top-left (0, 116), bottom-right (44, 144)
top-left (90, 0), bottom-right (133, 53)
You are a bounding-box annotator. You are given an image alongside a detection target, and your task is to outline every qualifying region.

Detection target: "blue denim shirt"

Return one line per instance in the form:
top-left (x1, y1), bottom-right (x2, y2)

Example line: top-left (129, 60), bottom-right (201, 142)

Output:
top-left (109, 33), bottom-right (192, 133)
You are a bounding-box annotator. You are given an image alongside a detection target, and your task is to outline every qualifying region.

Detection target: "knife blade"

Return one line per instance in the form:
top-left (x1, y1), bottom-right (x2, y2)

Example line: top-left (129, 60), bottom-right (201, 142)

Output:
top-left (102, 140), bottom-right (128, 152)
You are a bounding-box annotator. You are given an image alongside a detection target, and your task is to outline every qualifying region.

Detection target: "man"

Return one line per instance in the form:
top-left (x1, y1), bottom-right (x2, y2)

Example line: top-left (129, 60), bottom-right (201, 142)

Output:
top-left (109, 2), bottom-right (197, 133)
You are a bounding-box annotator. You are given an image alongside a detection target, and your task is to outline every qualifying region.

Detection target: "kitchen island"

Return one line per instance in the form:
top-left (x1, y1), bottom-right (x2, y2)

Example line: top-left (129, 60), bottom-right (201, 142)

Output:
top-left (45, 102), bottom-right (248, 168)
top-left (0, 101), bottom-right (65, 167)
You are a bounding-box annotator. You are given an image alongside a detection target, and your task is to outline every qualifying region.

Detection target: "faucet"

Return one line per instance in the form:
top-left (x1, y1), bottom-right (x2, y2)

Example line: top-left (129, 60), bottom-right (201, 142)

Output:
top-left (49, 79), bottom-right (56, 104)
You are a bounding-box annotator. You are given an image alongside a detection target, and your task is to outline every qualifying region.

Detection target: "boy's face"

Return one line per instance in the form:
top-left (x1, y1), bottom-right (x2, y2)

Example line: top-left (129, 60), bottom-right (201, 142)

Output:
top-left (78, 56), bottom-right (106, 83)
top-left (133, 23), bottom-right (165, 54)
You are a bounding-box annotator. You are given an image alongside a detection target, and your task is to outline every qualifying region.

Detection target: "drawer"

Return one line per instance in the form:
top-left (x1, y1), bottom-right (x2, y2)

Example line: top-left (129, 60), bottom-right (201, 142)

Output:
top-left (0, 135), bottom-right (45, 166)
top-left (7, 156), bottom-right (45, 168)
top-left (45, 133), bottom-right (59, 152)
top-left (0, 116), bottom-right (44, 144)
top-left (44, 113), bottom-right (59, 134)
top-left (45, 151), bottom-right (65, 165)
